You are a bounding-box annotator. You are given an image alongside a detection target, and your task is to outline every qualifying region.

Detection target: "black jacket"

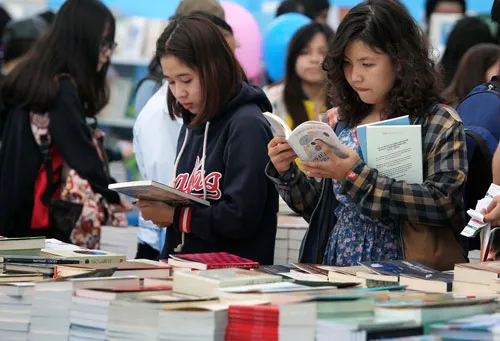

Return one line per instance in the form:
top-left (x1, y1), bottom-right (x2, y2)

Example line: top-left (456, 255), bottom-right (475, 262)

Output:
top-left (0, 77), bottom-right (119, 237)
top-left (162, 83), bottom-right (278, 265)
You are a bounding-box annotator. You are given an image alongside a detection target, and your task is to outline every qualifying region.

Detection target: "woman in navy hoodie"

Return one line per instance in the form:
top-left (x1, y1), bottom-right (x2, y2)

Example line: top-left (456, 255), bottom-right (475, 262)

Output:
top-left (136, 15), bottom-right (278, 264)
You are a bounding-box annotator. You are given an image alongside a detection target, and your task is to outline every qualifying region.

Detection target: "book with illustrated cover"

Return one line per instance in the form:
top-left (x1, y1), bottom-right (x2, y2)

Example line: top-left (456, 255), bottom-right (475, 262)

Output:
top-left (109, 180), bottom-right (210, 207)
top-left (263, 112), bottom-right (349, 162)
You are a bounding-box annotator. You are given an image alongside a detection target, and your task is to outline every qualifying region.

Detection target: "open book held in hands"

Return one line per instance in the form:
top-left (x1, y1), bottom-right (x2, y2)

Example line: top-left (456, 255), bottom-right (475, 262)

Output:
top-left (109, 180), bottom-right (210, 207)
top-left (263, 112), bottom-right (349, 161)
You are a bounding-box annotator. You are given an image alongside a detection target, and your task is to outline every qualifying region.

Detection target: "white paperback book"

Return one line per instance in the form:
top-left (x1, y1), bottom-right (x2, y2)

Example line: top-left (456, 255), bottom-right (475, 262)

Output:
top-left (365, 125), bottom-right (423, 184)
top-left (108, 180), bottom-right (210, 207)
top-left (263, 112), bottom-right (348, 161)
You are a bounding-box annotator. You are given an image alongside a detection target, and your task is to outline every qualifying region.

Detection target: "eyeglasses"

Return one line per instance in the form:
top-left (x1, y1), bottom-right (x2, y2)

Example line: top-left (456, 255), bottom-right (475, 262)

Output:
top-left (100, 41), bottom-right (117, 53)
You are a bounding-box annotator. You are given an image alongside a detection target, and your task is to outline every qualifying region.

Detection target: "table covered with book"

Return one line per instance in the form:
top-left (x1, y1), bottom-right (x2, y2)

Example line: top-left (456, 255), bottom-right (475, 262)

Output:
top-left (0, 235), bottom-right (500, 341)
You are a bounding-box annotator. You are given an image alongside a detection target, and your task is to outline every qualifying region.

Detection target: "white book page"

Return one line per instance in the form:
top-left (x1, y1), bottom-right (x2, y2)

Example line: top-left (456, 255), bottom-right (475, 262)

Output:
top-left (366, 125), bottom-right (423, 184)
top-left (262, 112), bottom-right (292, 138)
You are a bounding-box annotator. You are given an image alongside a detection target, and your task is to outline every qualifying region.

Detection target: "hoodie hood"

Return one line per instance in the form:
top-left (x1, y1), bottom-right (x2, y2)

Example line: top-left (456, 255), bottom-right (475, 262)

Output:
top-left (222, 82), bottom-right (273, 116)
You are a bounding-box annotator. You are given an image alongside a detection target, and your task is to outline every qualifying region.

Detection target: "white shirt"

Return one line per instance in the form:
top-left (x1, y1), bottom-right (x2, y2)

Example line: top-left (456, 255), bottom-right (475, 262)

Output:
top-left (133, 82), bottom-right (182, 250)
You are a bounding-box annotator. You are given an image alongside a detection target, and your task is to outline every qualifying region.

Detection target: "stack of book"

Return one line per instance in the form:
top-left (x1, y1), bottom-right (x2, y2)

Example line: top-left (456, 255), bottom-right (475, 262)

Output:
top-left (0, 236), bottom-right (45, 257)
top-left (225, 300), bottom-right (317, 341)
top-left (0, 283), bottom-right (35, 341)
top-left (453, 261), bottom-right (500, 294)
top-left (31, 276), bottom-right (140, 341)
top-left (100, 225), bottom-right (139, 259)
top-left (327, 260), bottom-right (453, 292)
top-left (172, 268), bottom-right (282, 297)
top-left (158, 304), bottom-right (229, 341)
top-left (429, 313), bottom-right (500, 339)
top-left (105, 294), bottom-right (220, 340)
top-left (54, 259), bottom-right (172, 279)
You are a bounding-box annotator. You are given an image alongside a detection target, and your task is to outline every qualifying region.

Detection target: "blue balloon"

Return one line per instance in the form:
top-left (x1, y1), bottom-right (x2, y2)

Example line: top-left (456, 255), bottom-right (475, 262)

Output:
top-left (263, 13), bottom-right (312, 82)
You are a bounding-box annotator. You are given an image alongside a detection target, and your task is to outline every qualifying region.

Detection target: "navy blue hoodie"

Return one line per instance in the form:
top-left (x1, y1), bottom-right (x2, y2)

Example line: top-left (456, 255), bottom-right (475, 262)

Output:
top-left (162, 83), bottom-right (278, 265)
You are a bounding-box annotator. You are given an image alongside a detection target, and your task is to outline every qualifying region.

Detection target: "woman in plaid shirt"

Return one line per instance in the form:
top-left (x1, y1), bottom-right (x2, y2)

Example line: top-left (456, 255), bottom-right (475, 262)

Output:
top-left (266, 0), bottom-right (467, 267)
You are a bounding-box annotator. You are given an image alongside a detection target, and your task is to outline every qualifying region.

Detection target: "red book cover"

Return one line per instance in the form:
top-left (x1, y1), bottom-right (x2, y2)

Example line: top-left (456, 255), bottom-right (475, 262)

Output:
top-left (168, 252), bottom-right (259, 270)
top-left (225, 323), bottom-right (278, 341)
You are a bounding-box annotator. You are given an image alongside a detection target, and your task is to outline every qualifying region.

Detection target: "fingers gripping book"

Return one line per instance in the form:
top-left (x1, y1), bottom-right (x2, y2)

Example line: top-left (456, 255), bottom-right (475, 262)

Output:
top-left (263, 112), bottom-right (348, 161)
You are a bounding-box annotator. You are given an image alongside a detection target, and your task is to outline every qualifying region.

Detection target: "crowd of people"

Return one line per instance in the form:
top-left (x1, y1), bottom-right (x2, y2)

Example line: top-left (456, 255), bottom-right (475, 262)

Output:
top-left (0, 0), bottom-right (500, 271)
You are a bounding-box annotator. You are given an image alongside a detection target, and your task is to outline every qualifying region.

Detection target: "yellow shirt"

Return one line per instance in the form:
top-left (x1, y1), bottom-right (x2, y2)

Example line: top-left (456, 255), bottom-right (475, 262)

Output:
top-left (286, 100), bottom-right (327, 170)
top-left (285, 99), bottom-right (322, 129)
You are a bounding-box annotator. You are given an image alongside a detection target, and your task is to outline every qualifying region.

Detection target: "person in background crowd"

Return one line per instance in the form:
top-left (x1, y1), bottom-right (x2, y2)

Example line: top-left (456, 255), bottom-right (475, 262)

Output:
top-left (442, 43), bottom-right (500, 105)
top-left (0, 0), bottom-right (130, 238)
top-left (136, 15), bottom-right (278, 264)
top-left (133, 0), bottom-right (231, 260)
top-left (174, 0), bottom-right (225, 19)
top-left (425, 0), bottom-right (466, 33)
top-left (264, 22), bottom-right (334, 128)
top-left (439, 16), bottom-right (496, 87)
top-left (276, 0), bottom-right (306, 17)
top-left (37, 10), bottom-right (56, 25)
top-left (0, 6), bottom-right (10, 50)
top-left (267, 0), bottom-right (467, 270)
top-left (2, 15), bottom-right (49, 74)
top-left (300, 0), bottom-right (330, 24)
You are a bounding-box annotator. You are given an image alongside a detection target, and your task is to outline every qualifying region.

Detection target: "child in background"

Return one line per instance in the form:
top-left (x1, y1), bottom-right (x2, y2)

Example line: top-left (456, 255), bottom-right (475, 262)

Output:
top-left (264, 23), bottom-right (334, 129)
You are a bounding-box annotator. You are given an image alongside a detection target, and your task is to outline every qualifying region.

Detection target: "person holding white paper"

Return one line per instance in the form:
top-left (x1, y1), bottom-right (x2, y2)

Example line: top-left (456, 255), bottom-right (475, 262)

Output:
top-left (266, 0), bottom-right (467, 270)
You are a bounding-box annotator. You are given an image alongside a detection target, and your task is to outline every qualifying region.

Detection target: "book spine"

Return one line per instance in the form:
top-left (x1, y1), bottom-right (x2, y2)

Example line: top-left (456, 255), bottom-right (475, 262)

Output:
top-left (206, 263), bottom-right (259, 270)
top-left (2, 258), bottom-right (79, 264)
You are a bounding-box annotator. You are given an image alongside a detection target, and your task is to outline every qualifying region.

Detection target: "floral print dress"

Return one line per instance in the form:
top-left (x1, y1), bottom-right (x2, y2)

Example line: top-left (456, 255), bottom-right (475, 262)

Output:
top-left (323, 128), bottom-right (401, 266)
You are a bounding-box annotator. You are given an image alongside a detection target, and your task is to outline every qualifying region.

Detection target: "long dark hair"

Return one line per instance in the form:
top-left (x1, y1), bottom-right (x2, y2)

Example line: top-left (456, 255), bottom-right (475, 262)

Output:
top-left (284, 22), bottom-right (333, 128)
top-left (442, 43), bottom-right (500, 104)
top-left (2, 0), bottom-right (115, 116)
top-left (425, 0), bottom-right (466, 25)
top-left (323, 0), bottom-right (442, 126)
top-left (440, 17), bottom-right (496, 87)
top-left (155, 15), bottom-right (244, 126)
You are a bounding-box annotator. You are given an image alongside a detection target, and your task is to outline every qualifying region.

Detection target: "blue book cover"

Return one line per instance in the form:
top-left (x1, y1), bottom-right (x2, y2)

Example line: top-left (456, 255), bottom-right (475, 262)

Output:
top-left (356, 115), bottom-right (411, 163)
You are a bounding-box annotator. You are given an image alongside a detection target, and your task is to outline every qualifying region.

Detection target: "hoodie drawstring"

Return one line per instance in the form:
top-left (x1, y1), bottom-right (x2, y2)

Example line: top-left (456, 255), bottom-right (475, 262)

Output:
top-left (174, 122), bottom-right (210, 253)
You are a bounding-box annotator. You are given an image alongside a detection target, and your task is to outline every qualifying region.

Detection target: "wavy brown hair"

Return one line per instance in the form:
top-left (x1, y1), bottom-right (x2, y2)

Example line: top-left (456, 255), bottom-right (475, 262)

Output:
top-left (323, 0), bottom-right (442, 126)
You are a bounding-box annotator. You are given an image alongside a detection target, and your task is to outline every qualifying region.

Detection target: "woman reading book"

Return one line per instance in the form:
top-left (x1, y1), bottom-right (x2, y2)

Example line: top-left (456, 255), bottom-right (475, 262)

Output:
top-left (135, 15), bottom-right (278, 264)
top-left (266, 0), bottom-right (468, 270)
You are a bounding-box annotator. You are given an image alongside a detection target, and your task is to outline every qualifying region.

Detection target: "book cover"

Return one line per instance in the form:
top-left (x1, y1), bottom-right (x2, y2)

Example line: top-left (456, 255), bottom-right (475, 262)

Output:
top-left (263, 112), bottom-right (348, 161)
top-left (0, 236), bottom-right (45, 250)
top-left (366, 125), bottom-right (423, 183)
top-left (168, 252), bottom-right (259, 270)
top-left (291, 263), bottom-right (329, 276)
top-left (0, 255), bottom-right (80, 265)
top-left (359, 260), bottom-right (439, 278)
top-left (355, 115), bottom-right (410, 163)
top-left (108, 180), bottom-right (210, 207)
top-left (41, 249), bottom-right (126, 264)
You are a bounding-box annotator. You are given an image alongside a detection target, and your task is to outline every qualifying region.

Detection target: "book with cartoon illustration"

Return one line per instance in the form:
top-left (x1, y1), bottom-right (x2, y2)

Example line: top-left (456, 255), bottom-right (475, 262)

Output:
top-left (263, 112), bottom-right (348, 162)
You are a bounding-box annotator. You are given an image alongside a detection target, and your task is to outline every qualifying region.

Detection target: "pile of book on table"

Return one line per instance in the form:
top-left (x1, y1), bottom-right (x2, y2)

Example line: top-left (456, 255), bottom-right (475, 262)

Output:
top-left (2, 237), bottom-right (500, 341)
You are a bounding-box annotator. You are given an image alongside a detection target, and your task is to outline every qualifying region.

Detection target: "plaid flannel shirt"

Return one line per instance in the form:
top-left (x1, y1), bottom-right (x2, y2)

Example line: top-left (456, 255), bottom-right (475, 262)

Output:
top-left (266, 104), bottom-right (468, 231)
